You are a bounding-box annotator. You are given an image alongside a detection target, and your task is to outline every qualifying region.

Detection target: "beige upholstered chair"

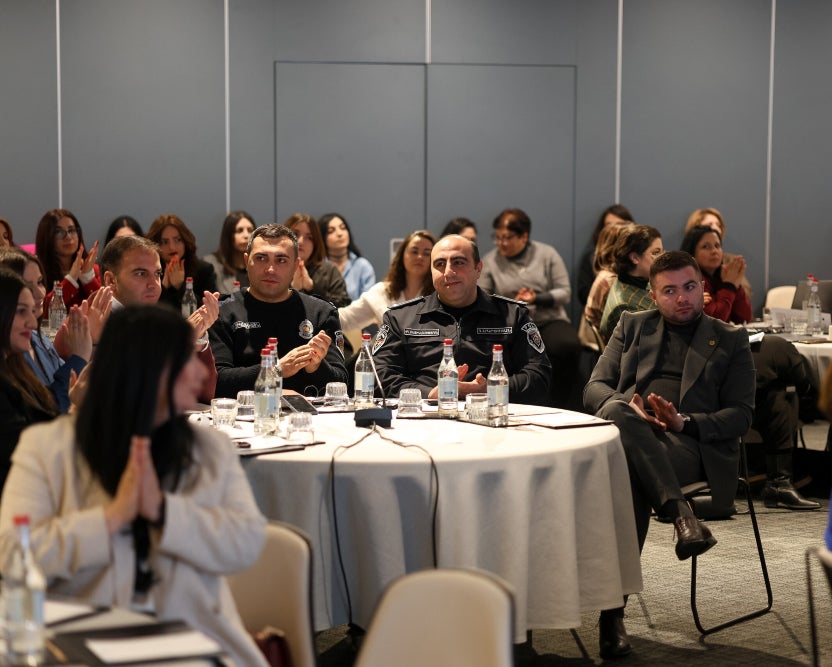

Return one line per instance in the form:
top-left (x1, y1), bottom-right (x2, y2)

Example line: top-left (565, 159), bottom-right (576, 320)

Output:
top-left (765, 285), bottom-right (797, 309)
top-left (227, 521), bottom-right (316, 667)
top-left (355, 569), bottom-right (514, 667)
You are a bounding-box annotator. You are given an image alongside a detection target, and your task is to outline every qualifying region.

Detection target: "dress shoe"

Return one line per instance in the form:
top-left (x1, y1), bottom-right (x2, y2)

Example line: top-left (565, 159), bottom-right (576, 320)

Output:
top-left (599, 608), bottom-right (631, 659)
top-left (761, 478), bottom-right (821, 510)
top-left (674, 516), bottom-right (717, 561)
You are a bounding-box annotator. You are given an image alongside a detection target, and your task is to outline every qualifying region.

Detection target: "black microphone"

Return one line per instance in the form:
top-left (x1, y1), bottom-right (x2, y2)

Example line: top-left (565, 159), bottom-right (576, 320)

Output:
top-left (354, 346), bottom-right (392, 428)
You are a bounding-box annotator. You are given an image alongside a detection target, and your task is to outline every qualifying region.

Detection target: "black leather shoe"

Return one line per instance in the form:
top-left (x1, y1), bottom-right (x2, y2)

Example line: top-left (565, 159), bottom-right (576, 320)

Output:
top-left (674, 516), bottom-right (717, 561)
top-left (761, 479), bottom-right (821, 510)
top-left (599, 608), bottom-right (631, 659)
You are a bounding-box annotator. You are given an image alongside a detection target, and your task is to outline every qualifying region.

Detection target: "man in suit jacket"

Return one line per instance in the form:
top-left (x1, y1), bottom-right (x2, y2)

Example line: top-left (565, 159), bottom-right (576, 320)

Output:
top-left (584, 250), bottom-right (755, 659)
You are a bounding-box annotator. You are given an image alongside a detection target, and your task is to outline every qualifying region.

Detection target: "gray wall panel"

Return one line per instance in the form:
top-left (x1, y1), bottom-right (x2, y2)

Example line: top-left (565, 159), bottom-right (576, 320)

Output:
top-left (426, 65), bottom-right (575, 265)
top-left (275, 63), bottom-right (425, 275)
top-left (770, 0), bottom-right (832, 286)
top-left (275, 0), bottom-right (424, 63)
top-left (60, 0), bottom-right (226, 251)
top-left (431, 0), bottom-right (576, 65)
top-left (229, 0), bottom-right (276, 226)
top-left (620, 0), bottom-right (771, 309)
top-left (0, 1), bottom-right (58, 239)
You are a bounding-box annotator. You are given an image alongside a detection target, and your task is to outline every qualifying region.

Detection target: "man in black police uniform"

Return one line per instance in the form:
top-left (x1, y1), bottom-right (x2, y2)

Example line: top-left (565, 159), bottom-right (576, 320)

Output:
top-left (584, 250), bottom-right (756, 659)
top-left (208, 224), bottom-right (348, 398)
top-left (373, 234), bottom-right (551, 404)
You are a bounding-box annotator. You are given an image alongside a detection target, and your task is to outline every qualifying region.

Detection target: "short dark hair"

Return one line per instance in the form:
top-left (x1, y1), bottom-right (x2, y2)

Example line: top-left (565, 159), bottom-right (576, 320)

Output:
top-left (440, 217), bottom-right (477, 238)
top-left (612, 225), bottom-right (662, 276)
top-left (247, 224), bottom-right (298, 258)
top-left (591, 204), bottom-right (634, 244)
top-left (100, 235), bottom-right (160, 274)
top-left (649, 250), bottom-right (701, 282)
top-left (493, 208), bottom-right (531, 237)
top-left (104, 215), bottom-right (144, 247)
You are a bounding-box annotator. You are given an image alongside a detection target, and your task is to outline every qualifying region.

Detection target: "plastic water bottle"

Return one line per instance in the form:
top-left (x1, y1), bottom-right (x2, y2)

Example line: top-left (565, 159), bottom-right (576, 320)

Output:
top-left (487, 344), bottom-right (509, 427)
top-left (181, 277), bottom-right (198, 318)
top-left (48, 281), bottom-right (66, 333)
top-left (354, 333), bottom-right (375, 408)
top-left (437, 339), bottom-right (459, 418)
top-left (3, 515), bottom-right (46, 665)
top-left (267, 337), bottom-right (283, 420)
top-left (806, 277), bottom-right (823, 335)
top-left (254, 348), bottom-right (278, 434)
top-left (232, 281), bottom-right (241, 298)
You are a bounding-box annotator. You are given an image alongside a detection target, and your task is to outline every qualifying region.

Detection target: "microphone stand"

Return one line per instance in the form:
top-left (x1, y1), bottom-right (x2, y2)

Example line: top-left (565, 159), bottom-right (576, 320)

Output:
top-left (354, 349), bottom-right (393, 428)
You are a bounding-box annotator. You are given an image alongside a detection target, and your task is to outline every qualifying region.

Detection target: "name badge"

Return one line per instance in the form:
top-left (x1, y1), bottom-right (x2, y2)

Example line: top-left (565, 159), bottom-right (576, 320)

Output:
top-left (477, 327), bottom-right (513, 335)
top-left (232, 320), bottom-right (261, 331)
top-left (404, 328), bottom-right (440, 337)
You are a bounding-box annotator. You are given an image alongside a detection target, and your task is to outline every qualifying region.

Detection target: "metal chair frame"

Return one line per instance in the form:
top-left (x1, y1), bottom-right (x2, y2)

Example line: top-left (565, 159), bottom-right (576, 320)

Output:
top-left (684, 442), bottom-right (773, 635)
top-left (806, 545), bottom-right (832, 667)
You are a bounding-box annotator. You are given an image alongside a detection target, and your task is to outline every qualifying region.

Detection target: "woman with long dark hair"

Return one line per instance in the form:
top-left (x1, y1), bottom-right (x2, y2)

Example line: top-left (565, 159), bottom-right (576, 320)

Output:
top-left (0, 269), bottom-right (57, 491)
top-left (285, 212), bottom-right (350, 307)
top-left (319, 212), bottom-right (376, 301)
top-left (35, 208), bottom-right (101, 317)
top-left (103, 215), bottom-right (144, 247)
top-left (204, 211), bottom-right (255, 296)
top-left (0, 305), bottom-right (268, 666)
top-left (146, 214), bottom-right (217, 309)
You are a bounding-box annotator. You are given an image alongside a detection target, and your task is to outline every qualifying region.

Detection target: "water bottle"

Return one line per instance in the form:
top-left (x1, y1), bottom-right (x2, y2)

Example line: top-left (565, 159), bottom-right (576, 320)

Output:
top-left (437, 339), bottom-right (459, 418)
top-left (232, 281), bottom-right (241, 298)
top-left (487, 344), bottom-right (509, 426)
top-left (181, 277), bottom-right (198, 318)
top-left (48, 281), bottom-right (66, 333)
top-left (3, 515), bottom-right (46, 665)
top-left (807, 277), bottom-right (823, 335)
top-left (254, 348), bottom-right (278, 434)
top-left (354, 333), bottom-right (375, 408)
top-left (268, 337), bottom-right (283, 420)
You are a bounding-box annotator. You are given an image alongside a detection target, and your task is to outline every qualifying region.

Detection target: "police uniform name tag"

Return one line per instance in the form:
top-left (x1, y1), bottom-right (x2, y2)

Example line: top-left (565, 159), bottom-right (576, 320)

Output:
top-left (232, 320), bottom-right (261, 331)
top-left (404, 328), bottom-right (440, 337)
top-left (477, 327), bottom-right (513, 335)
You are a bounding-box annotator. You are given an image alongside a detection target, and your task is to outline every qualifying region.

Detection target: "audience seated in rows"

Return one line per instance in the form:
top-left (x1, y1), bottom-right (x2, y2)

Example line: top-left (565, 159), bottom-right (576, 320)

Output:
top-left (36, 208), bottom-right (101, 318)
top-left (600, 225), bottom-right (663, 340)
top-left (146, 214), bottom-right (217, 311)
top-left (585, 250), bottom-right (755, 659)
top-left (99, 235), bottom-right (219, 404)
top-left (204, 211), bottom-right (254, 297)
top-left (319, 213), bottom-right (375, 302)
top-left (208, 224), bottom-right (348, 398)
top-left (479, 208), bottom-right (581, 409)
top-left (285, 213), bottom-right (351, 307)
top-left (374, 234), bottom-right (551, 404)
top-left (0, 304), bottom-right (269, 667)
top-left (338, 229), bottom-right (436, 332)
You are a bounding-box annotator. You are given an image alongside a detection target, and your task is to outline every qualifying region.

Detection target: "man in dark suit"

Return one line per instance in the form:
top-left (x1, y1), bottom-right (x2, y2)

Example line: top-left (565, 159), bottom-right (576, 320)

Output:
top-left (584, 250), bottom-right (755, 659)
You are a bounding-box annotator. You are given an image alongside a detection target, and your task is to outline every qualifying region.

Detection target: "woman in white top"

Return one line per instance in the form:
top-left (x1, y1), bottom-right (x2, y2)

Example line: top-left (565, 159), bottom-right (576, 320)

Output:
top-left (339, 229), bottom-right (436, 331)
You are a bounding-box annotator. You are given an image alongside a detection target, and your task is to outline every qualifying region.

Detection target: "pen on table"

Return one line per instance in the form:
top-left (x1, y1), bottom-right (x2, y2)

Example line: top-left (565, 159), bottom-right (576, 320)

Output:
top-left (45, 637), bottom-right (68, 663)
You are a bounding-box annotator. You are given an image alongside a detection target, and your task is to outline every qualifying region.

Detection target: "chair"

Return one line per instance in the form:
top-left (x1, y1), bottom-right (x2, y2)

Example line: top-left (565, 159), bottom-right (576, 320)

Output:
top-left (765, 285), bottom-right (797, 309)
top-left (681, 441), bottom-right (773, 635)
top-left (227, 522), bottom-right (317, 667)
top-left (585, 317), bottom-right (606, 353)
top-left (354, 569), bottom-right (514, 667)
top-left (806, 544), bottom-right (832, 667)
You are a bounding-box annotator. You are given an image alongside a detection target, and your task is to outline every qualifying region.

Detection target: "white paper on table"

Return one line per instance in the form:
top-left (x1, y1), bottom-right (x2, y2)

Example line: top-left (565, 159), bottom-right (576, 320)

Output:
top-left (509, 411), bottom-right (608, 428)
top-left (44, 599), bottom-right (97, 626)
top-left (85, 629), bottom-right (221, 663)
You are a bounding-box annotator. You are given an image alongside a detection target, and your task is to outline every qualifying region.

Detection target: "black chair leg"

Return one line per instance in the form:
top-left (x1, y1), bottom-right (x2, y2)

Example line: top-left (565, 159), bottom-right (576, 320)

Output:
top-left (690, 477), bottom-right (773, 635)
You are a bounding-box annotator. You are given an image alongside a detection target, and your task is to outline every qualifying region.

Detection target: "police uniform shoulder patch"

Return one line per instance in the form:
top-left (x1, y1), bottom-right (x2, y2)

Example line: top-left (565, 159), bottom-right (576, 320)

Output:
top-left (372, 324), bottom-right (389, 354)
top-left (298, 319), bottom-right (314, 340)
top-left (522, 321), bottom-right (545, 353)
top-left (389, 295), bottom-right (426, 310)
top-left (334, 330), bottom-right (345, 358)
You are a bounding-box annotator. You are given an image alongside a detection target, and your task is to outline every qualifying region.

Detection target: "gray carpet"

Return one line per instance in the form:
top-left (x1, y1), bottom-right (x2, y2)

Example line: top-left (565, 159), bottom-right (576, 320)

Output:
top-left (315, 421), bottom-right (832, 666)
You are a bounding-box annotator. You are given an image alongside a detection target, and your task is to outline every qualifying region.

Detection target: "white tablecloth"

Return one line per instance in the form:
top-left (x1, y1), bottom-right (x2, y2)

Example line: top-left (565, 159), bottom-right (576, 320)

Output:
top-left (242, 409), bottom-right (643, 642)
top-left (792, 340), bottom-right (832, 385)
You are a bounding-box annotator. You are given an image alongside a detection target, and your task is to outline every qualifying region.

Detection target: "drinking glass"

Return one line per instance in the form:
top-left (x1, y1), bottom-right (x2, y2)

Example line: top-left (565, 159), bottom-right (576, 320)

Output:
top-left (397, 388), bottom-right (423, 417)
top-left (236, 390), bottom-right (255, 418)
top-left (287, 412), bottom-right (314, 444)
top-left (324, 382), bottom-right (349, 408)
top-left (465, 393), bottom-right (489, 425)
top-left (211, 398), bottom-right (238, 429)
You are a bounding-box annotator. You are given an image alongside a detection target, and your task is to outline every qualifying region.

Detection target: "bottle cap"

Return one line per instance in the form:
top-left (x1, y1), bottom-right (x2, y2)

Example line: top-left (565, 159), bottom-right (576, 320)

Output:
top-left (268, 337), bottom-right (278, 345)
top-left (493, 344), bottom-right (503, 352)
top-left (186, 277), bottom-right (194, 284)
top-left (261, 348), bottom-right (271, 357)
top-left (12, 515), bottom-right (30, 526)
top-left (362, 333), bottom-right (372, 341)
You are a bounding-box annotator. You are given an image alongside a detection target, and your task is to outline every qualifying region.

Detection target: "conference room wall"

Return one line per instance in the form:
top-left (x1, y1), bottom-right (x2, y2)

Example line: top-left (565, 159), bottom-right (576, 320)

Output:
top-left (1, 1), bottom-right (829, 314)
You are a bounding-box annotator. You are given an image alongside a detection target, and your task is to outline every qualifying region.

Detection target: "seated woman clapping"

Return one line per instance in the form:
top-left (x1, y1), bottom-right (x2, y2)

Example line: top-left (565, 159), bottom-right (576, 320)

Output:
top-left (0, 305), bottom-right (269, 666)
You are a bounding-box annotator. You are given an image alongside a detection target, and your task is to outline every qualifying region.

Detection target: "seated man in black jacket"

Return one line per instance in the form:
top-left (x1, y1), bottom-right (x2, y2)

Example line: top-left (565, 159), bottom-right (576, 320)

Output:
top-left (208, 224), bottom-right (348, 398)
top-left (372, 234), bottom-right (551, 404)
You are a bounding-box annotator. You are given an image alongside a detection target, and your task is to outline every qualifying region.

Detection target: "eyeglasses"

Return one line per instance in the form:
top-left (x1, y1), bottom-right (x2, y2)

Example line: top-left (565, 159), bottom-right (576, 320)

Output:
top-left (54, 227), bottom-right (79, 239)
top-left (492, 233), bottom-right (518, 244)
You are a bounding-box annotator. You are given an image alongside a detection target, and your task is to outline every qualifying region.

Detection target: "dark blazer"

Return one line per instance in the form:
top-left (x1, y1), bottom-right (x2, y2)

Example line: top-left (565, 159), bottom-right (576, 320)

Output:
top-left (584, 309), bottom-right (755, 510)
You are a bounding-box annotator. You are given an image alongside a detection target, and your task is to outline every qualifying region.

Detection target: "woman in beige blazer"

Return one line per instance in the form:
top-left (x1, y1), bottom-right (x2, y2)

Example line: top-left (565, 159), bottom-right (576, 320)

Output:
top-left (0, 305), bottom-right (268, 667)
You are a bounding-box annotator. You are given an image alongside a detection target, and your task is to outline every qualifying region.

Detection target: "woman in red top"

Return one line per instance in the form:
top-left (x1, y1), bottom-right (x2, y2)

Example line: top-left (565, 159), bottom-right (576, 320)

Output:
top-left (681, 225), bottom-right (752, 324)
top-left (35, 208), bottom-right (100, 318)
